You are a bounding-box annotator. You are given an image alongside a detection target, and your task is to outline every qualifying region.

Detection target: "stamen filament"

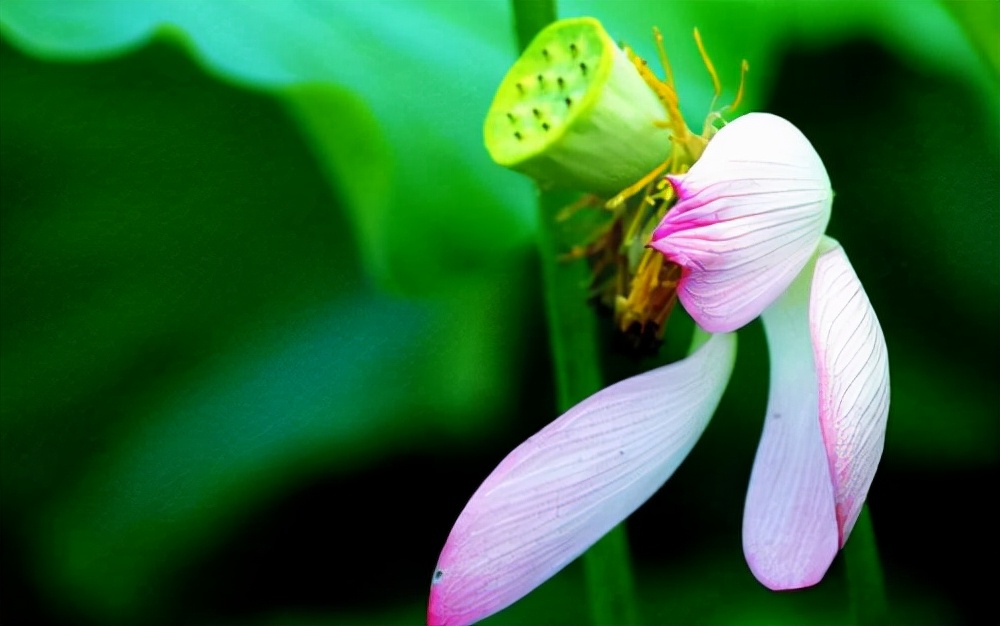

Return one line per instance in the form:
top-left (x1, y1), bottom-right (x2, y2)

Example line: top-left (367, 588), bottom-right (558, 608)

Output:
top-left (628, 50), bottom-right (690, 143)
top-left (652, 27), bottom-right (676, 89)
top-left (728, 59), bottom-right (750, 113)
top-left (693, 28), bottom-right (721, 114)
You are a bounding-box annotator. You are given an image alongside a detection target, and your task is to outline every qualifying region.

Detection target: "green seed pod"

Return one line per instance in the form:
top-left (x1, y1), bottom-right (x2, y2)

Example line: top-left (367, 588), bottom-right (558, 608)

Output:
top-left (484, 17), bottom-right (672, 195)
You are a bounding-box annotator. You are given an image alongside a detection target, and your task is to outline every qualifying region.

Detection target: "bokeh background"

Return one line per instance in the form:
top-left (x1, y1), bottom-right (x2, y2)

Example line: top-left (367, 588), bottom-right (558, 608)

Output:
top-left (1, 1), bottom-right (996, 625)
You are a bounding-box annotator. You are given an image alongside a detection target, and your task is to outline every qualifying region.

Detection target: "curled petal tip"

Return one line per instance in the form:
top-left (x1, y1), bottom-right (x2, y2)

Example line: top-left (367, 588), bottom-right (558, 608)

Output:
top-left (664, 173), bottom-right (686, 196)
top-left (650, 113), bottom-right (832, 332)
top-left (745, 549), bottom-right (832, 591)
top-left (428, 570), bottom-right (471, 626)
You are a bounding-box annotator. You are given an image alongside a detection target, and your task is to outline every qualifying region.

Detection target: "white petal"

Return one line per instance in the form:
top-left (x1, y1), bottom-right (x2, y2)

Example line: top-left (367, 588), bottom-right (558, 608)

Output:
top-left (650, 113), bottom-right (831, 332)
top-left (743, 246), bottom-right (838, 590)
top-left (429, 332), bottom-right (737, 626)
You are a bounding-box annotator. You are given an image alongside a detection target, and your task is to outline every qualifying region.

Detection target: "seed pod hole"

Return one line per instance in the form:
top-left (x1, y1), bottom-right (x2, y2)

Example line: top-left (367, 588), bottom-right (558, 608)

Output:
top-left (484, 17), bottom-right (613, 167)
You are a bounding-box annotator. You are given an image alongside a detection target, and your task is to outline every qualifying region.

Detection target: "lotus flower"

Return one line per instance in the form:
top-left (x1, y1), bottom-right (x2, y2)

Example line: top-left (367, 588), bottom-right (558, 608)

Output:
top-left (428, 111), bottom-right (890, 625)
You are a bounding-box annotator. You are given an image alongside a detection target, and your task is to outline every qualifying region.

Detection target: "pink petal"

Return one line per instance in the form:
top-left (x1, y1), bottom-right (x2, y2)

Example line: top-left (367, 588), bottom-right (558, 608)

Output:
top-left (811, 238), bottom-right (890, 544)
top-left (428, 332), bottom-right (737, 626)
top-left (649, 113), bottom-right (832, 333)
top-left (743, 237), bottom-right (889, 590)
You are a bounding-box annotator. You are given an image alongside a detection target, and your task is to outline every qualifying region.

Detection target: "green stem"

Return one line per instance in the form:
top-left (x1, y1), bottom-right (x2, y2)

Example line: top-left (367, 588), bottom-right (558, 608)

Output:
top-left (843, 505), bottom-right (888, 625)
top-left (536, 192), bottom-right (641, 626)
top-left (511, 0), bottom-right (557, 50)
top-left (511, 3), bottom-right (640, 623)
top-left (581, 525), bottom-right (640, 626)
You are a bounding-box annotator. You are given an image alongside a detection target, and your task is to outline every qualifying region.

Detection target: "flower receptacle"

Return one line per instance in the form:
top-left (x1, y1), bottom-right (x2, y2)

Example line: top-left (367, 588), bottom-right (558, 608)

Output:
top-left (484, 17), bottom-right (671, 195)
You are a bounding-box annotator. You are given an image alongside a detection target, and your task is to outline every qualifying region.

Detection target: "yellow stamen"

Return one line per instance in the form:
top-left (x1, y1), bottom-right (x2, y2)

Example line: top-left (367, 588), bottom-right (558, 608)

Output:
top-left (652, 27), bottom-right (676, 89)
top-left (729, 59), bottom-right (750, 114)
top-left (615, 249), bottom-right (681, 337)
top-left (693, 28), bottom-right (721, 114)
top-left (643, 179), bottom-right (675, 211)
top-left (626, 46), bottom-right (688, 143)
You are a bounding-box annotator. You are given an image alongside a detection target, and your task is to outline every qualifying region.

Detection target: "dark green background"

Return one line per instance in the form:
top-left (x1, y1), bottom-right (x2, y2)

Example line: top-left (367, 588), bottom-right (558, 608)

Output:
top-left (1, 1), bottom-right (997, 625)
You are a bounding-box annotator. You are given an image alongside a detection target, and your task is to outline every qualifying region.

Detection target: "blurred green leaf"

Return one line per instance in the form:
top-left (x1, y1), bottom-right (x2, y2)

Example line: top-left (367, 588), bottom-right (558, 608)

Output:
top-left (280, 84), bottom-right (395, 282)
top-left (884, 342), bottom-right (998, 465)
top-left (943, 0), bottom-right (1000, 78)
top-left (0, 0), bottom-right (538, 292)
top-left (0, 35), bottom-right (528, 622)
top-left (37, 287), bottom-right (520, 619)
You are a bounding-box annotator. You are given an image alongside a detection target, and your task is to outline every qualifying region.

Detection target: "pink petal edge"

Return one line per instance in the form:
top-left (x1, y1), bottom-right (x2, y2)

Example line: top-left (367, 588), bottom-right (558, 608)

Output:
top-left (811, 238), bottom-right (890, 544)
